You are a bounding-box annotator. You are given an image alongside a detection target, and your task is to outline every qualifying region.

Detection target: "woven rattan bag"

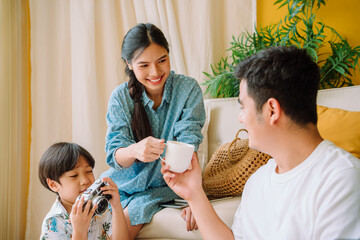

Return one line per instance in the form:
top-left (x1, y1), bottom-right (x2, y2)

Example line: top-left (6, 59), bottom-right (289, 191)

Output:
top-left (203, 129), bottom-right (271, 198)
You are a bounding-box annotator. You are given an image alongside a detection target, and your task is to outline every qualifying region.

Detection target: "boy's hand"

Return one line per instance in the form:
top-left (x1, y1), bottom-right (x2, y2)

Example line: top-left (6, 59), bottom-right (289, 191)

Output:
top-left (101, 177), bottom-right (129, 240)
top-left (101, 177), bottom-right (121, 210)
top-left (70, 196), bottom-right (97, 239)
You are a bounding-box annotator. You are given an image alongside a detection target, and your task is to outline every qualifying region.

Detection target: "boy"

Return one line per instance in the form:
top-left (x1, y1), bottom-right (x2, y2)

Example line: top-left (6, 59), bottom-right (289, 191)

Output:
top-left (38, 142), bottom-right (129, 240)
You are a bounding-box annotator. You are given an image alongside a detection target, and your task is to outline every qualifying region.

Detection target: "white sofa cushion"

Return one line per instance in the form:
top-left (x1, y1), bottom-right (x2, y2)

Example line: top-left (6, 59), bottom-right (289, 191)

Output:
top-left (316, 85), bottom-right (360, 111)
top-left (198, 85), bottom-right (360, 168)
top-left (197, 103), bottom-right (210, 171)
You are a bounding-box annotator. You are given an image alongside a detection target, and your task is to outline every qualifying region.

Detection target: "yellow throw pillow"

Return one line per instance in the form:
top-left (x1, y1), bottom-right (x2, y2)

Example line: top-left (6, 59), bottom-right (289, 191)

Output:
top-left (317, 105), bottom-right (360, 158)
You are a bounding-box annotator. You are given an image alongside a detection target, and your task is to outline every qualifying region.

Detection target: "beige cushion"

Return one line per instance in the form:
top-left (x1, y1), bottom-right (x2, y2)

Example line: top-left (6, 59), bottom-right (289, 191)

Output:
top-left (137, 197), bottom-right (241, 240)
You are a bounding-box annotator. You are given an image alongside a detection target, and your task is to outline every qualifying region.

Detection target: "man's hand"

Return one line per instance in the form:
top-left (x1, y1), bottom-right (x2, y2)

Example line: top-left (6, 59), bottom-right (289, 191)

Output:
top-left (161, 152), bottom-right (202, 201)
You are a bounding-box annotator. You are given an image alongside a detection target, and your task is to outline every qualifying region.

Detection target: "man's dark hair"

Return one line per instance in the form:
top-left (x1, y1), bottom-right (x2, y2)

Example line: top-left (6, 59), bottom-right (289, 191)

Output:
top-left (38, 142), bottom-right (95, 193)
top-left (235, 46), bottom-right (320, 125)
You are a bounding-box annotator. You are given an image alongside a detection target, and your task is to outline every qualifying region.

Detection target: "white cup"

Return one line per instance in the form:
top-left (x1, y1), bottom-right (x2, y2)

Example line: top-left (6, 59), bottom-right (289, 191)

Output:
top-left (160, 141), bottom-right (195, 173)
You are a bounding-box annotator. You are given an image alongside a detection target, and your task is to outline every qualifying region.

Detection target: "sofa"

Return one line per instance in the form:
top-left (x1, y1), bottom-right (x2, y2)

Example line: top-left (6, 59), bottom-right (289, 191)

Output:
top-left (25, 86), bottom-right (360, 239)
top-left (136, 85), bottom-right (360, 240)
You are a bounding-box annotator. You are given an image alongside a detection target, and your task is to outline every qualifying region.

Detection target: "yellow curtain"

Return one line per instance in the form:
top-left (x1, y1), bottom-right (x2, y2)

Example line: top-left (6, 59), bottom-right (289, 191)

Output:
top-left (0, 0), bottom-right (31, 239)
top-left (26, 0), bottom-right (256, 238)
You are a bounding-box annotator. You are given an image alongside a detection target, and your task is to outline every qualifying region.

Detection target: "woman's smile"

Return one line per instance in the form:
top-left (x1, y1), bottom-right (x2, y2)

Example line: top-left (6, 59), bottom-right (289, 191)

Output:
top-left (147, 74), bottom-right (164, 84)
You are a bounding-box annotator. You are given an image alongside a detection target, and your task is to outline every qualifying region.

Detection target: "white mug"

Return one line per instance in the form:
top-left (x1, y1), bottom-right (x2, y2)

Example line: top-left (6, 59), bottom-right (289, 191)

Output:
top-left (159, 141), bottom-right (195, 173)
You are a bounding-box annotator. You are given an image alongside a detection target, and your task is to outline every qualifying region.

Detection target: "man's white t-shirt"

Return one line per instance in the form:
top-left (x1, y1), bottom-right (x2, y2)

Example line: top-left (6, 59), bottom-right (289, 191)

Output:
top-left (232, 140), bottom-right (360, 240)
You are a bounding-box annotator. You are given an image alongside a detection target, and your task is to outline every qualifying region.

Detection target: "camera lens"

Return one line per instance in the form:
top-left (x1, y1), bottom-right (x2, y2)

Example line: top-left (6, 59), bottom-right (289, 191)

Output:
top-left (94, 197), bottom-right (109, 215)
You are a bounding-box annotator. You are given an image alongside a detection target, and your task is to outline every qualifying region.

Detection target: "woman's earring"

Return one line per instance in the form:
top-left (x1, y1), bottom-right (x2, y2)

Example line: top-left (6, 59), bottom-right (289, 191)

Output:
top-left (126, 61), bottom-right (133, 71)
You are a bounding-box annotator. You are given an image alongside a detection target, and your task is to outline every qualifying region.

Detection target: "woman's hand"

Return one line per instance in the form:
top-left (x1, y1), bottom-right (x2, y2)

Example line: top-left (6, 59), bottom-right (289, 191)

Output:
top-left (70, 196), bottom-right (97, 239)
top-left (182, 206), bottom-right (198, 231)
top-left (130, 136), bottom-right (165, 162)
top-left (114, 136), bottom-right (165, 168)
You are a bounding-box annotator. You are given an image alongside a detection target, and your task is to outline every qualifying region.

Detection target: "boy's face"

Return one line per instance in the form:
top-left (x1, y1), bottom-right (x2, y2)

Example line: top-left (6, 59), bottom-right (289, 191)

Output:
top-left (48, 155), bottom-right (95, 212)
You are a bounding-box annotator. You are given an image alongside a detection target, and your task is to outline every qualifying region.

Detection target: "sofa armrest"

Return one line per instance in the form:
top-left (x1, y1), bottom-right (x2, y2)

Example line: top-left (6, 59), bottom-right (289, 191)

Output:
top-left (198, 98), bottom-right (247, 169)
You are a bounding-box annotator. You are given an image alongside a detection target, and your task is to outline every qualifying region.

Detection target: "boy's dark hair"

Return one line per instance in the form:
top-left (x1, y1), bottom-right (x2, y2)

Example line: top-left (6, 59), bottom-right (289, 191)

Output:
top-left (121, 23), bottom-right (169, 142)
top-left (38, 142), bottom-right (95, 193)
top-left (234, 45), bottom-right (320, 126)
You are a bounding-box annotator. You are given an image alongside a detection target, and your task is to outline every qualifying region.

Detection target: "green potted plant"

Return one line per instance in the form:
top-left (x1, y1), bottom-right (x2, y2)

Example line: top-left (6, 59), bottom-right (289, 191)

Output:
top-left (203, 0), bottom-right (360, 98)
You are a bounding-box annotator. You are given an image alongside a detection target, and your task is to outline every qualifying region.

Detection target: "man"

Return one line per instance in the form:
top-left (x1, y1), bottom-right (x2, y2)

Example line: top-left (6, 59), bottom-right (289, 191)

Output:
top-left (161, 46), bottom-right (360, 239)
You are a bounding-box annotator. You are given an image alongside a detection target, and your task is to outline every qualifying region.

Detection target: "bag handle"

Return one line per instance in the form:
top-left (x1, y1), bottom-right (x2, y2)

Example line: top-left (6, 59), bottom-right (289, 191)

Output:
top-left (228, 129), bottom-right (249, 162)
top-left (235, 128), bottom-right (248, 138)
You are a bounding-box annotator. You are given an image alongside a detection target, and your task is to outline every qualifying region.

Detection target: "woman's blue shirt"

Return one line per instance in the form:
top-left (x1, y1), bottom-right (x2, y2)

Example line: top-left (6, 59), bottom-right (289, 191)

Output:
top-left (102, 71), bottom-right (205, 224)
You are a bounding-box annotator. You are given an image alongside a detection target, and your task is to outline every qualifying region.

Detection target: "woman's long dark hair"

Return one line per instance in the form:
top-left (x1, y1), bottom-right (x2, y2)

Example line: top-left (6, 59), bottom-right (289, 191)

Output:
top-left (121, 23), bottom-right (169, 142)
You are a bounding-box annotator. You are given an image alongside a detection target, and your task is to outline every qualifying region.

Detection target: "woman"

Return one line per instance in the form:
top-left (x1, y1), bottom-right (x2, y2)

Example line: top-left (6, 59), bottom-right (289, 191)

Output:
top-left (101, 23), bottom-right (205, 238)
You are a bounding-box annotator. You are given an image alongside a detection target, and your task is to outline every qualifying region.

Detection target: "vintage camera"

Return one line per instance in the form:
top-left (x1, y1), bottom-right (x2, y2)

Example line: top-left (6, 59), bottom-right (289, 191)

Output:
top-left (77, 179), bottom-right (112, 216)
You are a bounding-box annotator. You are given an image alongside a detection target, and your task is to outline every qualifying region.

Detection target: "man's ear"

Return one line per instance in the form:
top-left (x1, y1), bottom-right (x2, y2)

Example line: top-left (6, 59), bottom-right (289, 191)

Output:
top-left (47, 178), bottom-right (60, 193)
top-left (266, 98), bottom-right (281, 125)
